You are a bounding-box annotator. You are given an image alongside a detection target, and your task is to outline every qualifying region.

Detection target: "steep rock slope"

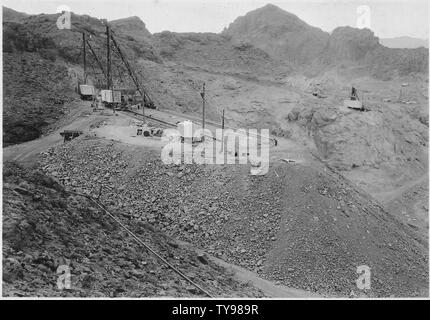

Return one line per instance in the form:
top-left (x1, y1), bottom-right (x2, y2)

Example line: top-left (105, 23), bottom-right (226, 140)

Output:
top-left (110, 16), bottom-right (152, 42)
top-left (40, 137), bottom-right (428, 297)
top-left (148, 30), bottom-right (293, 121)
top-left (325, 27), bottom-right (380, 61)
top-left (109, 16), bottom-right (160, 63)
top-left (3, 8), bottom-right (278, 132)
top-left (223, 4), bottom-right (329, 65)
top-left (365, 46), bottom-right (429, 79)
top-left (2, 10), bottom-right (161, 146)
top-left (152, 31), bottom-right (287, 77)
top-left (2, 18), bottom-right (79, 146)
top-left (3, 161), bottom-right (262, 297)
top-left (287, 102), bottom-right (428, 171)
top-left (224, 4), bottom-right (428, 78)
top-left (2, 51), bottom-right (76, 146)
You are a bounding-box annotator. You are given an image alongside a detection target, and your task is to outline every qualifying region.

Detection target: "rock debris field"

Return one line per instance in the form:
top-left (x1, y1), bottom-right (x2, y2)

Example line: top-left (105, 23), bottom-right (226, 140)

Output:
top-left (3, 161), bottom-right (263, 297)
top-left (34, 136), bottom-right (428, 297)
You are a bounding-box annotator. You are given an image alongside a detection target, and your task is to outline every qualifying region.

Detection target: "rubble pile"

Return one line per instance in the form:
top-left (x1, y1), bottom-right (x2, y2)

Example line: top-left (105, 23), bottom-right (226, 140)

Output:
top-left (3, 161), bottom-right (263, 297)
top-left (40, 138), bottom-right (429, 297)
top-left (40, 139), bottom-right (282, 275)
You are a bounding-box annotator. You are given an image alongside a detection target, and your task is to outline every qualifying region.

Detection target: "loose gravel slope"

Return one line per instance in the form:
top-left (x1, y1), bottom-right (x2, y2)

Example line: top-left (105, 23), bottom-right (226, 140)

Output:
top-left (39, 137), bottom-right (428, 297)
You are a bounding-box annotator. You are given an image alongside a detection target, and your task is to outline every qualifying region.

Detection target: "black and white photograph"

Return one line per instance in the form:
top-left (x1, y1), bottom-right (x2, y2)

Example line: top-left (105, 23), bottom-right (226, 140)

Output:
top-left (1, 0), bottom-right (429, 304)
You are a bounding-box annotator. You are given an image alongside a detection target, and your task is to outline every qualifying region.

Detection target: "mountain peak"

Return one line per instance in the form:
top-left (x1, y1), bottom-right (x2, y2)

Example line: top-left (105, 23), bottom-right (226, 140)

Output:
top-left (223, 4), bottom-right (328, 64)
top-left (223, 3), bottom-right (318, 40)
top-left (240, 3), bottom-right (307, 27)
top-left (110, 15), bottom-right (152, 39)
top-left (259, 3), bottom-right (283, 11)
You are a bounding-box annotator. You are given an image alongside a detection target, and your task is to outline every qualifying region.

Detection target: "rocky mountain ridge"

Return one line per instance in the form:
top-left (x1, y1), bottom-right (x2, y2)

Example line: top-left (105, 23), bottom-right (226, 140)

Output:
top-left (223, 4), bottom-right (428, 78)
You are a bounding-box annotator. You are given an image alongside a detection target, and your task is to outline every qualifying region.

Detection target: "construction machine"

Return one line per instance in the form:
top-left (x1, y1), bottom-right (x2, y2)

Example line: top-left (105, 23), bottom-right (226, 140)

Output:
top-left (344, 86), bottom-right (366, 111)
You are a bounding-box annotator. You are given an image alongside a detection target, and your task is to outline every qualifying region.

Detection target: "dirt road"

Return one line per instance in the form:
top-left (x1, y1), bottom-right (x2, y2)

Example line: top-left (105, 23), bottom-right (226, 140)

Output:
top-left (121, 108), bottom-right (314, 166)
top-left (3, 107), bottom-right (318, 297)
top-left (3, 113), bottom-right (110, 165)
top-left (179, 241), bottom-right (320, 298)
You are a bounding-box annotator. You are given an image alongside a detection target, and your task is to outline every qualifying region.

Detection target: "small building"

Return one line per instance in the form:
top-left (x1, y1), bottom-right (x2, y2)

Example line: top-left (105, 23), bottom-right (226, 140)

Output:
top-left (101, 89), bottom-right (121, 104)
top-left (344, 86), bottom-right (366, 111)
top-left (344, 99), bottom-right (363, 110)
top-left (79, 84), bottom-right (95, 100)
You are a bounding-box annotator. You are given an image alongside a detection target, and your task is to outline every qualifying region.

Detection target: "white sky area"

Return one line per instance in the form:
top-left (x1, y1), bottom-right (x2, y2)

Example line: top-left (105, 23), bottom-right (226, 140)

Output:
top-left (2, 0), bottom-right (429, 39)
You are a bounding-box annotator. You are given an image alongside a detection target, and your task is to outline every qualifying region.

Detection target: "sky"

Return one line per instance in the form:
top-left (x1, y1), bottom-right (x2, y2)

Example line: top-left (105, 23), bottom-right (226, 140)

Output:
top-left (2, 0), bottom-right (429, 39)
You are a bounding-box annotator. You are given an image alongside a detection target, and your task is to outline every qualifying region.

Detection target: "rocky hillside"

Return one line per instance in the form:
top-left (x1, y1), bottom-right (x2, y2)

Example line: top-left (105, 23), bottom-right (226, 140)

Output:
top-left (223, 4), bottom-right (329, 65)
top-left (110, 16), bottom-right (152, 42)
top-left (3, 161), bottom-right (262, 297)
top-left (2, 10), bottom-right (162, 146)
top-left (2, 51), bottom-right (76, 146)
top-left (152, 31), bottom-right (288, 77)
top-left (2, 6), bottom-right (28, 23)
top-left (2, 4), bottom-right (429, 298)
top-left (3, 6), bottom-right (428, 192)
top-left (2, 16), bottom-right (79, 146)
top-left (286, 99), bottom-right (428, 171)
top-left (224, 4), bottom-right (428, 78)
top-left (324, 27), bottom-right (380, 62)
top-left (3, 5), bottom-right (427, 147)
top-left (3, 8), bottom-right (280, 143)
top-left (366, 46), bottom-right (429, 79)
top-left (109, 16), bottom-right (160, 63)
top-left (38, 136), bottom-right (428, 297)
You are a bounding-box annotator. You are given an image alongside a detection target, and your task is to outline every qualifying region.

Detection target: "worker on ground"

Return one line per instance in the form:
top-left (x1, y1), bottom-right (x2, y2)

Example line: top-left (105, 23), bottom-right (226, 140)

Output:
top-left (351, 87), bottom-right (359, 101)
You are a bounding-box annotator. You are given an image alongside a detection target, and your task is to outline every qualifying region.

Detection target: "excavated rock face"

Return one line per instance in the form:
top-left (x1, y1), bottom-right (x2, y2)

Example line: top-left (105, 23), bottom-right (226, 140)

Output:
top-left (287, 103), bottom-right (428, 171)
top-left (151, 31), bottom-right (282, 76)
top-left (365, 46), bottom-right (429, 79)
top-left (326, 27), bottom-right (380, 62)
top-left (110, 16), bottom-right (152, 42)
top-left (3, 12), bottom-right (159, 64)
top-left (110, 16), bottom-right (161, 63)
top-left (2, 51), bottom-right (76, 146)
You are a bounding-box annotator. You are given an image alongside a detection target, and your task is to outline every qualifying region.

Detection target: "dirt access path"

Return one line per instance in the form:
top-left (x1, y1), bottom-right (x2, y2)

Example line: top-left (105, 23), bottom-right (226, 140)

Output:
top-left (122, 108), bottom-right (314, 166)
top-left (3, 112), bottom-right (110, 165)
top-left (3, 100), bottom-right (312, 168)
top-left (185, 243), bottom-right (320, 298)
top-left (3, 105), bottom-right (318, 297)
